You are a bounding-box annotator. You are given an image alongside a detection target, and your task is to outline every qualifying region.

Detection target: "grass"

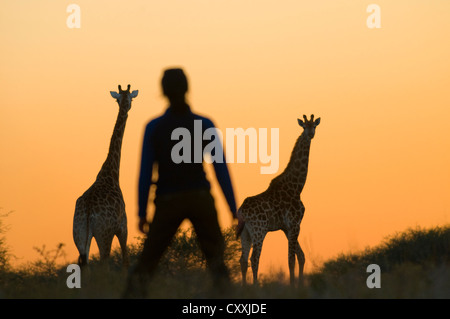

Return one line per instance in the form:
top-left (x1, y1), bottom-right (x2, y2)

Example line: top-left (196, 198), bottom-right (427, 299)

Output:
top-left (308, 225), bottom-right (450, 298)
top-left (0, 225), bottom-right (449, 298)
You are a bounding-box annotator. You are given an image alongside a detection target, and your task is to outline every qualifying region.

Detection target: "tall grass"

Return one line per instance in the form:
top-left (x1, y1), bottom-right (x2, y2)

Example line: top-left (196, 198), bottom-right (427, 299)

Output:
top-left (0, 225), bottom-right (449, 298)
top-left (0, 210), bottom-right (12, 272)
top-left (308, 225), bottom-right (450, 298)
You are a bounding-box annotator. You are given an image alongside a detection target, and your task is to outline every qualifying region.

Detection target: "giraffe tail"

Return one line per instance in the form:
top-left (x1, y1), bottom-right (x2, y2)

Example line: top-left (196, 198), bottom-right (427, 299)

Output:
top-left (74, 198), bottom-right (91, 267)
top-left (235, 208), bottom-right (245, 240)
top-left (76, 217), bottom-right (90, 267)
top-left (80, 212), bottom-right (90, 267)
top-left (78, 254), bottom-right (87, 267)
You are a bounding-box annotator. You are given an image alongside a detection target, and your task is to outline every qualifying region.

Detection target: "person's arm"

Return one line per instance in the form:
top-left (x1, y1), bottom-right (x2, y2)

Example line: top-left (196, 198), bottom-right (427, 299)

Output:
top-left (204, 118), bottom-right (237, 218)
top-left (138, 122), bottom-right (155, 232)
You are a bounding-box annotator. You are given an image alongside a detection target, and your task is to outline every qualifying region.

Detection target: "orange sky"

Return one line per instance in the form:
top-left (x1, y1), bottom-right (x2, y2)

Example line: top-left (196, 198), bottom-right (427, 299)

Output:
top-left (1, 1), bottom-right (449, 276)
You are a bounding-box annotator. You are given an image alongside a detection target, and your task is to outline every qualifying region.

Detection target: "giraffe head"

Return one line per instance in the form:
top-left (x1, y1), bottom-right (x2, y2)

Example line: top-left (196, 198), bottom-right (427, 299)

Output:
top-left (297, 114), bottom-right (321, 139)
top-left (110, 84), bottom-right (139, 111)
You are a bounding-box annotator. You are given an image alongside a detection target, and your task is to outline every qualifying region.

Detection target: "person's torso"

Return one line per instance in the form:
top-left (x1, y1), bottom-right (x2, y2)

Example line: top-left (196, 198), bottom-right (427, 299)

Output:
top-left (149, 107), bottom-right (213, 195)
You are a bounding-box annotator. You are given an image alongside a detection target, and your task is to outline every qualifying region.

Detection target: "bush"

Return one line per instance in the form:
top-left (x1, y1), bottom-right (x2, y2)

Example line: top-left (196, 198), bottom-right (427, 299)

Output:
top-left (1, 224), bottom-right (449, 298)
top-left (309, 225), bottom-right (450, 298)
top-left (0, 211), bottom-right (12, 271)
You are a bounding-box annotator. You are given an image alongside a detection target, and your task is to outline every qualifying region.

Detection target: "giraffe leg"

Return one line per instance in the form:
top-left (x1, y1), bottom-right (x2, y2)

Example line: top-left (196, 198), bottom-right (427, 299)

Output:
top-left (287, 238), bottom-right (306, 286)
top-left (248, 228), bottom-right (266, 286)
top-left (294, 240), bottom-right (305, 285)
top-left (250, 240), bottom-right (263, 285)
top-left (97, 232), bottom-right (114, 262)
top-left (287, 239), bottom-right (296, 285)
top-left (285, 227), bottom-right (303, 286)
top-left (239, 226), bottom-right (252, 285)
top-left (115, 211), bottom-right (129, 267)
top-left (116, 227), bottom-right (129, 268)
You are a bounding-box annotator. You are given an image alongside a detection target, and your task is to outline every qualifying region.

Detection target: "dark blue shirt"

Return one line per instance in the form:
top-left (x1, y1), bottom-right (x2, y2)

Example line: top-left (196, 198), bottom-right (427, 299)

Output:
top-left (138, 105), bottom-right (237, 219)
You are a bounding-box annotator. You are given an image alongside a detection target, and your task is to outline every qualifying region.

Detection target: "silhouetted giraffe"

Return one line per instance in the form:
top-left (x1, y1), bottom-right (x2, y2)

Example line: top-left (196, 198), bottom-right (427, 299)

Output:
top-left (236, 114), bottom-right (320, 285)
top-left (73, 84), bottom-right (138, 266)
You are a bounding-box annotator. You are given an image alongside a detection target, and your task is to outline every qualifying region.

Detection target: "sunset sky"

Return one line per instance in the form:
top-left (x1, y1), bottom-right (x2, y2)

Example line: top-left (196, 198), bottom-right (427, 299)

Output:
top-left (1, 1), bottom-right (449, 276)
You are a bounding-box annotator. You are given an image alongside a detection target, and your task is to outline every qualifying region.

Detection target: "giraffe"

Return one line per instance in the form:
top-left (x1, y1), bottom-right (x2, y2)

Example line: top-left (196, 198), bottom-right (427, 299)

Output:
top-left (73, 84), bottom-right (138, 267)
top-left (236, 114), bottom-right (320, 285)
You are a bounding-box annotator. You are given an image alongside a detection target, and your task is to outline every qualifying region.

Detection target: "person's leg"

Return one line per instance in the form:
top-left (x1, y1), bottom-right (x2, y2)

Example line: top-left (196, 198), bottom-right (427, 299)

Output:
top-left (123, 196), bottom-right (184, 298)
top-left (135, 197), bottom-right (184, 275)
top-left (188, 191), bottom-right (230, 286)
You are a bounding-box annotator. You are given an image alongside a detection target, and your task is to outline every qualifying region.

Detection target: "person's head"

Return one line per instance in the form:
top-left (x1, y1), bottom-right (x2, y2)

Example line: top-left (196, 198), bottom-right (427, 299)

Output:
top-left (161, 68), bottom-right (188, 102)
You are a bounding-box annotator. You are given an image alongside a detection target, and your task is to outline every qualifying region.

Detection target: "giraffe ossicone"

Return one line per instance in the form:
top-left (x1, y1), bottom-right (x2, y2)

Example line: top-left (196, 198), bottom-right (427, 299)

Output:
top-left (110, 85), bottom-right (138, 101)
top-left (73, 84), bottom-right (138, 267)
top-left (236, 114), bottom-right (320, 286)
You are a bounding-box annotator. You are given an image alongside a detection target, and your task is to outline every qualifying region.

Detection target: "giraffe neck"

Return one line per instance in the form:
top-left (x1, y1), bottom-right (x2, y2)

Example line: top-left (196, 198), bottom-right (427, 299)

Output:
top-left (96, 108), bottom-right (128, 183)
top-left (272, 132), bottom-right (311, 196)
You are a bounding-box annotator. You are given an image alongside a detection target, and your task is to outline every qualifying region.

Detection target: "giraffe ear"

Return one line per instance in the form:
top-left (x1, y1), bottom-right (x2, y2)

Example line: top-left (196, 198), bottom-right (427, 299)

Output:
top-left (110, 91), bottom-right (120, 99)
top-left (314, 118), bottom-right (321, 126)
top-left (130, 90), bottom-right (139, 98)
top-left (297, 118), bottom-right (305, 128)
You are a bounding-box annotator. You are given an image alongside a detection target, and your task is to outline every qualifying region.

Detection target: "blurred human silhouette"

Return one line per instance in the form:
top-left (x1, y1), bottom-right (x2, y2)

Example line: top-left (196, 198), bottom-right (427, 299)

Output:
top-left (124, 68), bottom-right (238, 297)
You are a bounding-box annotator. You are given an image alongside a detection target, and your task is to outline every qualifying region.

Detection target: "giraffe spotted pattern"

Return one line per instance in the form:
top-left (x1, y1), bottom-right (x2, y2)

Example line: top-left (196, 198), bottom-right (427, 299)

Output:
top-left (73, 85), bottom-right (138, 267)
top-left (236, 114), bottom-right (320, 286)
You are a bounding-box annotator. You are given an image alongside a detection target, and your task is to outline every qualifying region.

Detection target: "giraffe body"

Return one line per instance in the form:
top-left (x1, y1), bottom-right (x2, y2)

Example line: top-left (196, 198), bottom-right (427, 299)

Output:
top-left (237, 114), bottom-right (320, 285)
top-left (73, 85), bottom-right (138, 266)
top-left (73, 177), bottom-right (128, 265)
